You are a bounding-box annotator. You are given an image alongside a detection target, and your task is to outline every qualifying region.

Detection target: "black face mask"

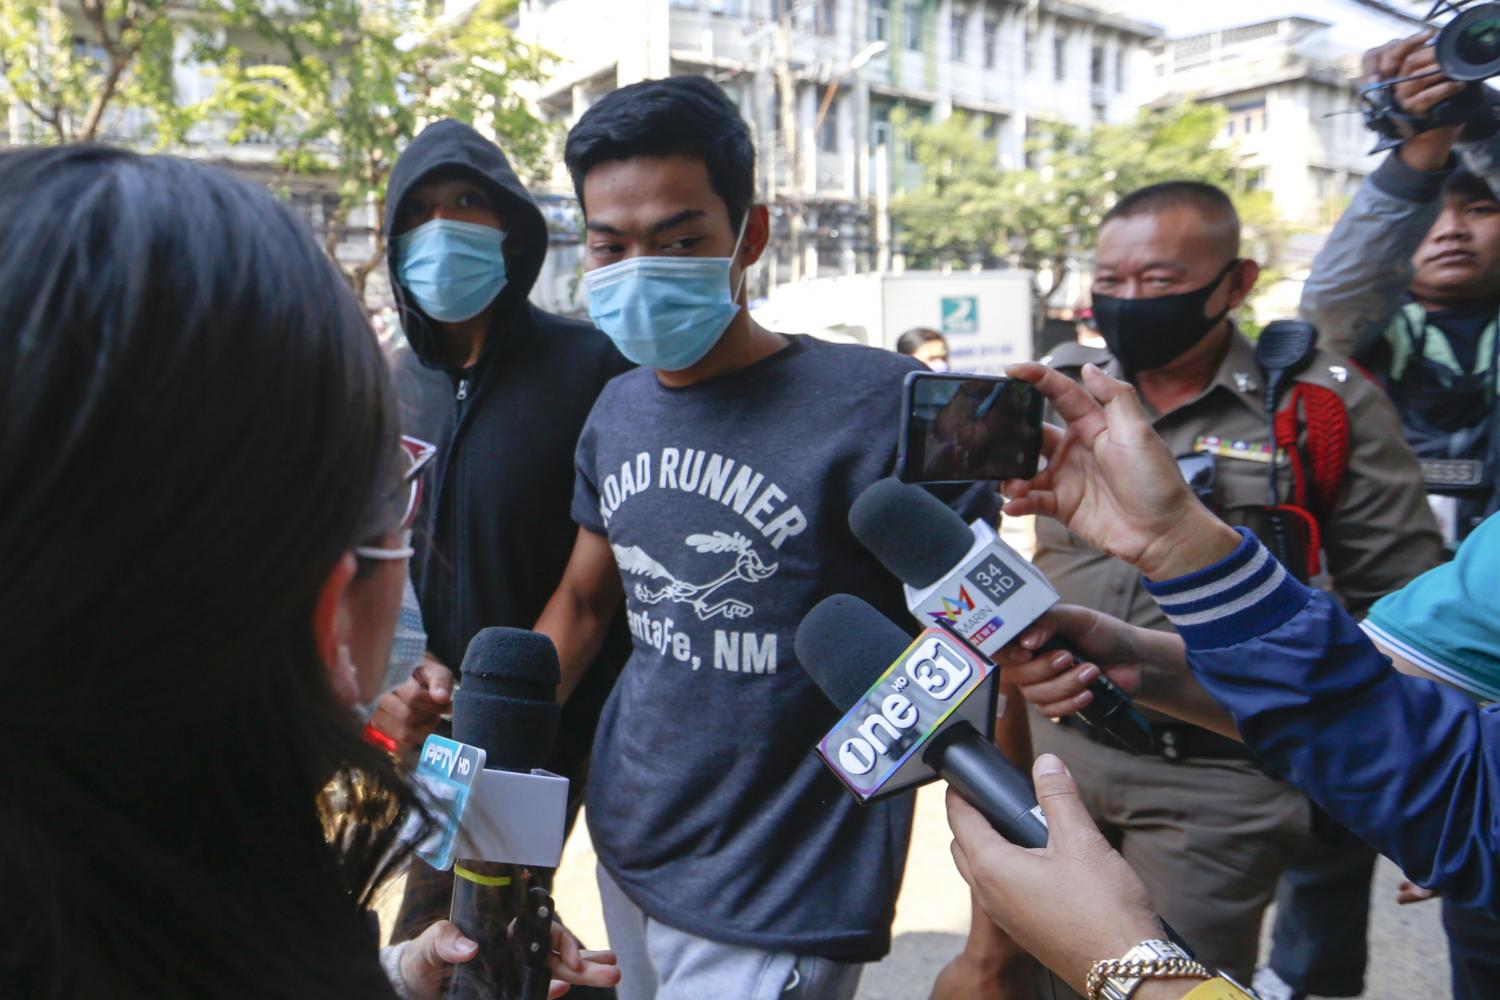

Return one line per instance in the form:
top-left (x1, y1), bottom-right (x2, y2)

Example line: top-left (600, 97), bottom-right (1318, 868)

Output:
top-left (1093, 259), bottom-right (1240, 372)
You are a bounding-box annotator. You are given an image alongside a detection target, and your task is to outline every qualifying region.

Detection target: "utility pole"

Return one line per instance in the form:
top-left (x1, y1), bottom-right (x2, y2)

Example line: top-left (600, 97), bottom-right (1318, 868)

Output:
top-left (775, 4), bottom-right (804, 284)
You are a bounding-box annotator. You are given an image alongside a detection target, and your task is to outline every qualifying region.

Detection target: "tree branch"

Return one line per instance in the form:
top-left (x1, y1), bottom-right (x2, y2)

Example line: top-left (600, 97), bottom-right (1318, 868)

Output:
top-left (74, 0), bottom-right (134, 141)
top-left (323, 200), bottom-right (347, 267)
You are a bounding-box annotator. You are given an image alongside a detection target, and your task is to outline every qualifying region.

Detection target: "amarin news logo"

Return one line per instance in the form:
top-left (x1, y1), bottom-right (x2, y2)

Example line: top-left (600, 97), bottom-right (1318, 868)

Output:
top-left (926, 583), bottom-right (1004, 646)
top-left (926, 585), bottom-right (977, 623)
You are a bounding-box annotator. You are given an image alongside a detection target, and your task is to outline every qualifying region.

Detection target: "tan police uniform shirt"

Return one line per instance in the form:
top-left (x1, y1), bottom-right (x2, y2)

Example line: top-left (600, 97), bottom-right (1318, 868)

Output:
top-left (1036, 330), bottom-right (1444, 635)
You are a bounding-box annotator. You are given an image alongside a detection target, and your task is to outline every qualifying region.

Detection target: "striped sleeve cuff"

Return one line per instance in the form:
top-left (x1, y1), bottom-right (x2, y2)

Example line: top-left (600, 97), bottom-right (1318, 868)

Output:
top-left (1142, 528), bottom-right (1310, 648)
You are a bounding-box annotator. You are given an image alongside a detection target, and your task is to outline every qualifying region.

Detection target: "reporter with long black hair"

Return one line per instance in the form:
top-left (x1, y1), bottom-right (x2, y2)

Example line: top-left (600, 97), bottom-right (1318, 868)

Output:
top-left (0, 145), bottom-right (615, 998)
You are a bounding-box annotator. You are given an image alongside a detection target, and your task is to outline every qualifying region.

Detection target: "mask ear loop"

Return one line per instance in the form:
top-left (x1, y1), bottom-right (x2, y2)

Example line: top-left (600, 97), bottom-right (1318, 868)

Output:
top-left (729, 211), bottom-right (753, 301)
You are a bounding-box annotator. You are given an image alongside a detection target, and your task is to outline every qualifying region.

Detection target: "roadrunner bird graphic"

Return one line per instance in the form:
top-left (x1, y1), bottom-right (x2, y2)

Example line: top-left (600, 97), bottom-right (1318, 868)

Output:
top-left (613, 531), bottom-right (779, 621)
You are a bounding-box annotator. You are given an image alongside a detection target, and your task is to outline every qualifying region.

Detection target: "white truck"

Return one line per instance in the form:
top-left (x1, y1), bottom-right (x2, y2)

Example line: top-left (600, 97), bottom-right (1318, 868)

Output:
top-left (752, 270), bottom-right (1036, 375)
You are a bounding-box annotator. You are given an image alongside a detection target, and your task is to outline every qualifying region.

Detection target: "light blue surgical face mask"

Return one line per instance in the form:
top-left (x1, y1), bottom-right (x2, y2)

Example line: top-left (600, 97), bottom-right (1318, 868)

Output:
top-left (395, 218), bottom-right (508, 323)
top-left (583, 218), bottom-right (750, 371)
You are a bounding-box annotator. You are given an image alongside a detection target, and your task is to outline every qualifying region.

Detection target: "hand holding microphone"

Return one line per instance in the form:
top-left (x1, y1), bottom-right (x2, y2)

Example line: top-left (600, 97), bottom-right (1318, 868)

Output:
top-left (848, 476), bottom-right (1156, 754)
top-left (436, 628), bottom-right (619, 1000)
top-left (394, 919), bottom-right (613, 1000)
top-left (995, 606), bottom-right (1243, 741)
top-left (946, 759), bottom-right (1170, 999)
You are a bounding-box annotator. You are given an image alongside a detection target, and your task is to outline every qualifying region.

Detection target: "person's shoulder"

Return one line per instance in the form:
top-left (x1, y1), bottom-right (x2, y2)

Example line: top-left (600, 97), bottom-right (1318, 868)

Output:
top-left (1293, 347), bottom-right (1386, 408)
top-left (526, 304), bottom-right (633, 376)
top-left (591, 363), bottom-right (655, 405)
top-left (797, 335), bottom-right (923, 374)
top-left (775, 336), bottom-right (925, 398)
top-left (529, 305), bottom-right (617, 351)
top-left (1038, 342), bottom-right (1112, 372)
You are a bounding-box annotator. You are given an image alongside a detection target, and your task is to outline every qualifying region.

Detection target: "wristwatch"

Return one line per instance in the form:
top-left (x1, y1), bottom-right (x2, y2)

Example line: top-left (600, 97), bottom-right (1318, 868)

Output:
top-left (1087, 938), bottom-right (1210, 1000)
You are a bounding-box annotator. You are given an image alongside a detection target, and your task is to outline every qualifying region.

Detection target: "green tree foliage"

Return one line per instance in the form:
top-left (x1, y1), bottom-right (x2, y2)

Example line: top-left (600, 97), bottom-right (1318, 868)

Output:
top-left (893, 102), bottom-right (1285, 315)
top-left (0, 0), bottom-right (203, 144)
top-left (206, 0), bottom-right (553, 299)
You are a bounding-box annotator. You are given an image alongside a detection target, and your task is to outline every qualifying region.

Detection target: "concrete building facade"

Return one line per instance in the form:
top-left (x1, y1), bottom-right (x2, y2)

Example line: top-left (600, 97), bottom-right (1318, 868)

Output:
top-left (516, 0), bottom-right (1161, 305)
top-left (1144, 7), bottom-right (1423, 319)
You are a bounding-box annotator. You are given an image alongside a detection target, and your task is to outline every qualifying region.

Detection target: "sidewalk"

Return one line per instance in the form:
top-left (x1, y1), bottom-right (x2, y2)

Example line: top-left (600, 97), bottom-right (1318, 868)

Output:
top-left (533, 786), bottom-right (1449, 1000)
top-left (374, 752), bottom-right (1450, 998)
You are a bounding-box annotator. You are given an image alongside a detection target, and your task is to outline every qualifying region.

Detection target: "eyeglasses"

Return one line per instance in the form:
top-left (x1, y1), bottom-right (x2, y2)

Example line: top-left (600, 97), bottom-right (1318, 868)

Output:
top-left (354, 435), bottom-right (438, 561)
top-left (1176, 452), bottom-right (1217, 501)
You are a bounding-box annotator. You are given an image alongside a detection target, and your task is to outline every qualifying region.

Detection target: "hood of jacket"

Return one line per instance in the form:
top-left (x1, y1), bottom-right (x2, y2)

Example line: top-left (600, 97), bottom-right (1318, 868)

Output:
top-left (385, 118), bottom-right (548, 368)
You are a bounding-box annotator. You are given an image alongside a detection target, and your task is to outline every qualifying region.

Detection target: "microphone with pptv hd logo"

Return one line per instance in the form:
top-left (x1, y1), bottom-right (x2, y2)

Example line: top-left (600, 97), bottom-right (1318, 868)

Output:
top-left (445, 627), bottom-right (561, 1000)
top-left (795, 594), bottom-right (1050, 847)
top-left (849, 478), bottom-right (1155, 755)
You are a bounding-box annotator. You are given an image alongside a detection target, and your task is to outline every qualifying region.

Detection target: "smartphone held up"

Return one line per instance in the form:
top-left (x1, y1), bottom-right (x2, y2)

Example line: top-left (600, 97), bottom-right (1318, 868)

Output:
top-left (897, 371), bottom-right (1044, 484)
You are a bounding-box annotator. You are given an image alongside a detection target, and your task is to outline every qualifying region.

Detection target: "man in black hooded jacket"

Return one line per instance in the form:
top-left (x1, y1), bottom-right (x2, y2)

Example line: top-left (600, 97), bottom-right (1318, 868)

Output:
top-left (370, 119), bottom-right (631, 940)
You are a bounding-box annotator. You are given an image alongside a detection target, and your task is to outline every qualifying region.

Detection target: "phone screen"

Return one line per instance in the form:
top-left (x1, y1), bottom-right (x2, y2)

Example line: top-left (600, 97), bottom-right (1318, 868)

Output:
top-left (900, 373), bottom-right (1044, 483)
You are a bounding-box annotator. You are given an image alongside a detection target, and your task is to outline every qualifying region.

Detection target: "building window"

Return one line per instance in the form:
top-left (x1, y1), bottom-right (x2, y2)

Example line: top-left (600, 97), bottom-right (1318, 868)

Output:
top-left (904, 2), bottom-right (923, 52)
top-left (951, 8), bottom-right (967, 61)
top-left (1053, 31), bottom-right (1067, 81)
top-left (1114, 47), bottom-right (1126, 92)
top-left (983, 17), bottom-right (999, 69)
top-left (1024, 25), bottom-right (1036, 73)
top-left (869, 0), bottom-right (889, 43)
top-left (820, 104), bottom-right (840, 152)
top-left (1227, 100), bottom-right (1267, 137)
top-left (816, 0), bottom-right (835, 35)
top-left (1091, 44), bottom-right (1104, 86)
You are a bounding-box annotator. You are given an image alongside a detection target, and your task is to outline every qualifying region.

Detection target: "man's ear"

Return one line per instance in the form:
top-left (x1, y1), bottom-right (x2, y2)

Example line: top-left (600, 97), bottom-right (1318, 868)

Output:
top-left (1225, 259), bottom-right (1261, 310)
top-left (739, 203), bottom-right (771, 269)
top-left (313, 552), bottom-right (358, 674)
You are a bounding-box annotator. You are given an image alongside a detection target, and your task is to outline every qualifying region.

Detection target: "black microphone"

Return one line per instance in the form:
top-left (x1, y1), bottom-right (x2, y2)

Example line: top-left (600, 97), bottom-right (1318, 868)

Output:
top-left (446, 627), bottom-right (561, 1000)
top-left (795, 595), bottom-right (1193, 955)
top-left (795, 594), bottom-right (1050, 847)
top-left (849, 478), bottom-right (1155, 754)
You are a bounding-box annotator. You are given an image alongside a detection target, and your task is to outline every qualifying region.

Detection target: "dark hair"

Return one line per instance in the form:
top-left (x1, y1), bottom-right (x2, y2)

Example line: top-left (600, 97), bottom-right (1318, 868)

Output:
top-left (0, 146), bottom-right (417, 995)
top-left (564, 75), bottom-right (756, 229)
top-left (896, 327), bottom-right (947, 355)
top-left (1102, 180), bottom-right (1241, 254)
top-left (1447, 169), bottom-right (1500, 205)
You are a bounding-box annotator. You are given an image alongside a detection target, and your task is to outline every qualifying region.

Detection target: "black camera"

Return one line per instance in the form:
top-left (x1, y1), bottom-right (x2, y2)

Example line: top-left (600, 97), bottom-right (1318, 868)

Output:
top-left (1363, 1), bottom-right (1500, 151)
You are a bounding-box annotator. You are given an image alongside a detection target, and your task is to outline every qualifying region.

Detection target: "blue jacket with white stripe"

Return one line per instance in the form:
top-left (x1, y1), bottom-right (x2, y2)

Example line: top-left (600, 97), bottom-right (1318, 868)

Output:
top-left (1143, 528), bottom-right (1500, 916)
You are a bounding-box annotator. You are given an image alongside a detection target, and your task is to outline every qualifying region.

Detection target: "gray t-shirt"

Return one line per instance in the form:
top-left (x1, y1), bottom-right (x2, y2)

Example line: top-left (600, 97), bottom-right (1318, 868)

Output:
top-left (573, 335), bottom-right (995, 961)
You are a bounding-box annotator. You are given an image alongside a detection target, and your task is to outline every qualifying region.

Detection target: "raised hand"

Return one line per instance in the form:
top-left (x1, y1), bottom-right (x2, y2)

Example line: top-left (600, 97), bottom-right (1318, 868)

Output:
top-left (1001, 363), bottom-right (1240, 581)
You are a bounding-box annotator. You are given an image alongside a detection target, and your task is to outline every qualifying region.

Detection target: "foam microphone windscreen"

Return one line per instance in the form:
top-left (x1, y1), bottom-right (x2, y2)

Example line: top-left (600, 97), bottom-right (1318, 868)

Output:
top-left (453, 627), bottom-right (561, 773)
top-left (795, 594), bottom-right (914, 712)
top-left (848, 478), bottom-right (976, 588)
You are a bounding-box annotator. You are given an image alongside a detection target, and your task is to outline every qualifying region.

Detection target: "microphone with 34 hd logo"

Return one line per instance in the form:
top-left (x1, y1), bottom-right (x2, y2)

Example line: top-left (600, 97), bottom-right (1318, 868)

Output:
top-left (848, 478), bottom-right (1155, 754)
top-left (795, 594), bottom-right (1050, 847)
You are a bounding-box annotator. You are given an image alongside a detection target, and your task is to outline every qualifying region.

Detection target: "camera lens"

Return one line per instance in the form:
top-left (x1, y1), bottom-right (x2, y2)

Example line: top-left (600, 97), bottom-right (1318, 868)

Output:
top-left (1458, 18), bottom-right (1500, 66)
top-left (1438, 3), bottom-right (1500, 81)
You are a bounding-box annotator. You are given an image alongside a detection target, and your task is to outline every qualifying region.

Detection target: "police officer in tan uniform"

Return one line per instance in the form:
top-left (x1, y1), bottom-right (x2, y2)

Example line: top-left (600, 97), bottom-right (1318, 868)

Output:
top-left (1029, 181), bottom-right (1444, 989)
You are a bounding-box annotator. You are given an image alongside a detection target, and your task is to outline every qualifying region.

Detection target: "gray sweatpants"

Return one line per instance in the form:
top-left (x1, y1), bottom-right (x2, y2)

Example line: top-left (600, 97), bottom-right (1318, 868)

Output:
top-left (597, 865), bottom-right (864, 1000)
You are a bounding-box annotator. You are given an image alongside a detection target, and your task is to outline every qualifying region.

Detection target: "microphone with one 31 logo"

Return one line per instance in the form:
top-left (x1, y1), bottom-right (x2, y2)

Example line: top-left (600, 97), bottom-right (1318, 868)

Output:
top-left (796, 595), bottom-right (1049, 848)
top-left (849, 479), bottom-right (1155, 755)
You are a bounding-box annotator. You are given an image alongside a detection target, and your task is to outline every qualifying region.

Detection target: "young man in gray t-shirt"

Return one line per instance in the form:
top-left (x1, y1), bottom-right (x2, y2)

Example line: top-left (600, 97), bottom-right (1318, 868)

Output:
top-left (532, 76), bottom-right (993, 1000)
